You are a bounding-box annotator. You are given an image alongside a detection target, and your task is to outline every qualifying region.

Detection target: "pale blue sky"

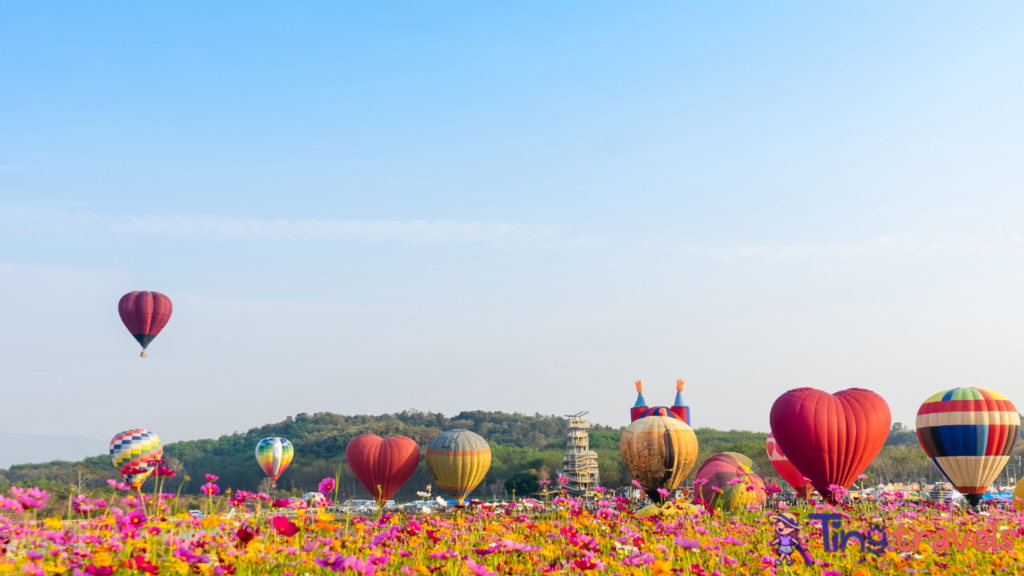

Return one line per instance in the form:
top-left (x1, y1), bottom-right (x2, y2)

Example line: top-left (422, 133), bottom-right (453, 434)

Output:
top-left (2, 3), bottom-right (1024, 456)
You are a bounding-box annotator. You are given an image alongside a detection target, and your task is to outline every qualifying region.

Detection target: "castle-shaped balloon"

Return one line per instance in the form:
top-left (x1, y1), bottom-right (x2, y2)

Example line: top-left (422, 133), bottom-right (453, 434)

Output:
top-left (629, 379), bottom-right (690, 426)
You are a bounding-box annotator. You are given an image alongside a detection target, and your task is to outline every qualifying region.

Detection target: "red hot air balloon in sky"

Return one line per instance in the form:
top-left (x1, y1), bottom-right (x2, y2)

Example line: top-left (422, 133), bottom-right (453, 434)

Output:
top-left (345, 435), bottom-right (421, 507)
top-left (769, 388), bottom-right (890, 503)
top-left (118, 291), bottom-right (173, 357)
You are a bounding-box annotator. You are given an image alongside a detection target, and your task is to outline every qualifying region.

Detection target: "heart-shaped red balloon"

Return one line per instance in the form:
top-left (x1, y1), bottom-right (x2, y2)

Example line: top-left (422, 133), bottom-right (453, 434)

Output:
top-left (769, 388), bottom-right (890, 502)
top-left (345, 435), bottom-right (421, 504)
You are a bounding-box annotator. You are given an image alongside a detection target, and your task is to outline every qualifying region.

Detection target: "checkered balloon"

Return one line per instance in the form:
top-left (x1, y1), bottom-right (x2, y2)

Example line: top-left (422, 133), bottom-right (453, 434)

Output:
top-left (109, 429), bottom-right (163, 491)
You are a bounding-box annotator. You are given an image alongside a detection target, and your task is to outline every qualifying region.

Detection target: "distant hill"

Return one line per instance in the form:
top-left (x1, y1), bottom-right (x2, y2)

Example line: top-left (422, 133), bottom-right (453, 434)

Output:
top-left (0, 411), bottom-right (778, 501)
top-left (2, 413), bottom-right (988, 502)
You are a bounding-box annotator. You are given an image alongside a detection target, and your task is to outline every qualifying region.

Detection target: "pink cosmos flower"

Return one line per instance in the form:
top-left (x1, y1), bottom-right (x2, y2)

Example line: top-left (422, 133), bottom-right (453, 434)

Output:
top-left (201, 482), bottom-right (220, 496)
top-left (271, 516), bottom-right (300, 537)
top-left (501, 539), bottom-right (540, 553)
top-left (466, 559), bottom-right (496, 576)
top-left (674, 536), bottom-right (700, 549)
top-left (319, 478), bottom-right (336, 494)
top-left (205, 474), bottom-right (219, 482)
top-left (631, 479), bottom-right (643, 489)
top-left (315, 554), bottom-right (345, 571)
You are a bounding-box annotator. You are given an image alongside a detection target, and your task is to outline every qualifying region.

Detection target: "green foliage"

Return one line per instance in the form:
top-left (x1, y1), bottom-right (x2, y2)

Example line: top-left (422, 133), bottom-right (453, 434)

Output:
top-left (504, 471), bottom-right (540, 495)
top-left (0, 412), bottom-right (798, 502)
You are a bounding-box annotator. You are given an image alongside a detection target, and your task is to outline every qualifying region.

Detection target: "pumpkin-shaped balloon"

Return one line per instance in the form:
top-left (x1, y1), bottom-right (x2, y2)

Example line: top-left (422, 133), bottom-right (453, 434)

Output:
top-left (694, 452), bottom-right (767, 512)
top-left (619, 416), bottom-right (698, 504)
top-left (256, 437), bottom-right (294, 482)
top-left (425, 429), bottom-right (491, 504)
top-left (916, 387), bottom-right (1019, 507)
top-left (109, 429), bottom-right (163, 491)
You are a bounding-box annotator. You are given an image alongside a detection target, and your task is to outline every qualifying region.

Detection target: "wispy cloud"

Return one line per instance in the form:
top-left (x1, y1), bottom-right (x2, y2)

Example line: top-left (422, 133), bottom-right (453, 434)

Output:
top-left (0, 206), bottom-right (592, 251)
top-left (679, 232), bottom-right (1024, 263)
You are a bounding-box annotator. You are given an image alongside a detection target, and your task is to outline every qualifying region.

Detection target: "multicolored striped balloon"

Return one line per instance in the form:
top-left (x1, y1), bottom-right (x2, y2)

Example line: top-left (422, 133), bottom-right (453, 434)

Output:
top-left (916, 387), bottom-right (1019, 506)
top-left (109, 429), bottom-right (163, 491)
top-left (694, 451), bottom-right (767, 512)
top-left (256, 437), bottom-right (294, 482)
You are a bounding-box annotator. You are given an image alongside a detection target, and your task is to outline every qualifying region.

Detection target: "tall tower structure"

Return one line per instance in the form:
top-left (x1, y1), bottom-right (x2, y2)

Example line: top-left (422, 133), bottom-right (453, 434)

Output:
top-left (561, 412), bottom-right (600, 496)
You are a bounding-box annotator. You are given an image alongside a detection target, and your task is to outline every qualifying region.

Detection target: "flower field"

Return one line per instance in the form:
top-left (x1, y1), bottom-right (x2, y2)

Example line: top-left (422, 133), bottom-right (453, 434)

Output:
top-left (0, 477), bottom-right (1021, 576)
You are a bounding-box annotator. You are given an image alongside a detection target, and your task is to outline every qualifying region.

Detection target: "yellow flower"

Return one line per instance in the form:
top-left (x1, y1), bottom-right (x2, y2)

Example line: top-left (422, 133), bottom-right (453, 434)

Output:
top-left (42, 562), bottom-right (68, 574)
top-left (0, 563), bottom-right (13, 573)
top-left (92, 552), bottom-right (113, 567)
top-left (42, 517), bottom-right (62, 530)
top-left (651, 560), bottom-right (672, 576)
top-left (167, 558), bottom-right (190, 575)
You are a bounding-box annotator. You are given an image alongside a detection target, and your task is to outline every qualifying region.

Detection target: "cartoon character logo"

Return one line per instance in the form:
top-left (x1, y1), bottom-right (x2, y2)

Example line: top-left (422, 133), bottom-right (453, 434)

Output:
top-left (769, 512), bottom-right (814, 566)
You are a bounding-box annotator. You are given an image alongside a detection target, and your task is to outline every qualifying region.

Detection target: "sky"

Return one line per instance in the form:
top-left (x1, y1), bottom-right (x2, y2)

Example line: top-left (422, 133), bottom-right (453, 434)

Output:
top-left (2, 2), bottom-right (1024, 463)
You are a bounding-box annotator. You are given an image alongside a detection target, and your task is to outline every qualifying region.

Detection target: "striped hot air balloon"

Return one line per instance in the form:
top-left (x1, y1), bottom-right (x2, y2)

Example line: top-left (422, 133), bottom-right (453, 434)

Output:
top-left (619, 415), bottom-right (699, 504)
top-left (109, 429), bottom-right (163, 492)
top-left (916, 387), bottom-right (1020, 507)
top-left (425, 429), bottom-right (491, 505)
top-left (256, 437), bottom-right (294, 482)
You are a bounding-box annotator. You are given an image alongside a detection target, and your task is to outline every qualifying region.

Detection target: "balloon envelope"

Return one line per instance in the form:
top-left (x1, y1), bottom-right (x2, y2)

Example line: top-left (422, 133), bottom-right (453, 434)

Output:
top-left (425, 429), bottom-right (491, 505)
top-left (302, 492), bottom-right (327, 507)
top-left (769, 388), bottom-right (890, 503)
top-left (694, 452), bottom-right (767, 512)
top-left (118, 291), bottom-right (173, 352)
top-left (619, 415), bottom-right (699, 504)
top-left (256, 437), bottom-right (294, 482)
top-left (345, 435), bottom-right (421, 505)
top-left (916, 387), bottom-right (1019, 507)
top-left (765, 433), bottom-right (810, 498)
top-left (109, 429), bottom-right (163, 491)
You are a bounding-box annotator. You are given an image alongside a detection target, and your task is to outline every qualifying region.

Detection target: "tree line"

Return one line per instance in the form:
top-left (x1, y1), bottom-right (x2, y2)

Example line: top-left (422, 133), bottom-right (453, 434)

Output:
top-left (2, 412), bottom-right (1021, 510)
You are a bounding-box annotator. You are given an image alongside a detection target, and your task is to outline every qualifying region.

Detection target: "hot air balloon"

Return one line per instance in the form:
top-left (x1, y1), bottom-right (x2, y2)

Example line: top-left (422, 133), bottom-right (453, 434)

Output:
top-left (302, 492), bottom-right (327, 508)
top-left (118, 291), bottom-right (173, 357)
top-left (256, 437), bottom-right (294, 482)
top-left (770, 388), bottom-right (890, 503)
top-left (765, 433), bottom-right (811, 498)
top-left (425, 429), bottom-right (491, 505)
top-left (619, 415), bottom-right (699, 504)
top-left (345, 435), bottom-right (421, 507)
top-left (109, 429), bottom-right (163, 492)
top-left (694, 452), bottom-right (767, 512)
top-left (916, 387), bottom-right (1019, 507)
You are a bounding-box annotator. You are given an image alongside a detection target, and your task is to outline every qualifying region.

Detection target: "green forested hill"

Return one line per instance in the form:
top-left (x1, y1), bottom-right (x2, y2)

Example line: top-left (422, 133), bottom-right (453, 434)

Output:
top-left (3, 411), bottom-right (972, 503)
top-left (0, 411), bottom-right (778, 501)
